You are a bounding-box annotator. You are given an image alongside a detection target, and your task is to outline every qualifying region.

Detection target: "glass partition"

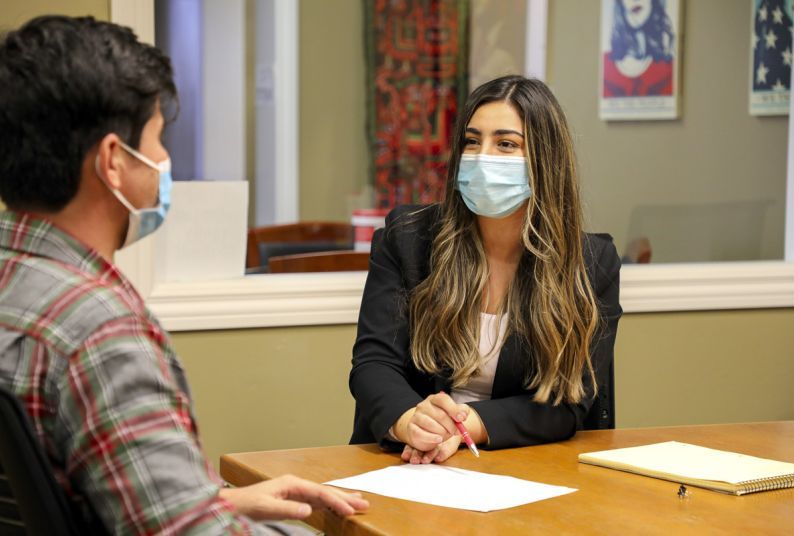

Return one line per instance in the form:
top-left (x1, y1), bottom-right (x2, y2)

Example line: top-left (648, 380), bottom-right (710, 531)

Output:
top-left (155, 0), bottom-right (789, 273)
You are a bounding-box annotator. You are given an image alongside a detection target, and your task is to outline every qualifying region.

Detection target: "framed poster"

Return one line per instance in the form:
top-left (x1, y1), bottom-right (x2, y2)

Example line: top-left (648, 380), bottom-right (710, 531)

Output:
top-left (599, 0), bottom-right (682, 121)
top-left (750, 0), bottom-right (792, 116)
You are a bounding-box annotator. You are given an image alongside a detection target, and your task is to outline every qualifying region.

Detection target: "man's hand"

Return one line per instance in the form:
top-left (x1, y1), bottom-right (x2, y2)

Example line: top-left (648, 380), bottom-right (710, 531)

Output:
top-left (220, 474), bottom-right (369, 521)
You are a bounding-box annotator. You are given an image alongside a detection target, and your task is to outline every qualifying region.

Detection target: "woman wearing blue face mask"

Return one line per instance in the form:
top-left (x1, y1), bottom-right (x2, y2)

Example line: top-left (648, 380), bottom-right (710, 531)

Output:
top-left (349, 75), bottom-right (622, 464)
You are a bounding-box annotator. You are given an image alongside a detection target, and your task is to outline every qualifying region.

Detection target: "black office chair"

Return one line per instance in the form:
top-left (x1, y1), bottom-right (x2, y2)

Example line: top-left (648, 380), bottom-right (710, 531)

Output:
top-left (246, 221), bottom-right (355, 273)
top-left (0, 385), bottom-right (104, 535)
top-left (582, 357), bottom-right (615, 430)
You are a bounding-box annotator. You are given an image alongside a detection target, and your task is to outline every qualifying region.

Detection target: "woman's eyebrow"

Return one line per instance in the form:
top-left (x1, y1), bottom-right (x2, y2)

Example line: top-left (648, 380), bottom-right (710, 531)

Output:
top-left (465, 127), bottom-right (524, 138)
top-left (493, 129), bottom-right (524, 137)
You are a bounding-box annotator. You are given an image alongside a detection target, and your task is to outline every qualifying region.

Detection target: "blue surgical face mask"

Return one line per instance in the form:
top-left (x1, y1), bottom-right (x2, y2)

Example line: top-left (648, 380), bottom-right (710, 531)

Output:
top-left (95, 141), bottom-right (172, 248)
top-left (455, 154), bottom-right (531, 218)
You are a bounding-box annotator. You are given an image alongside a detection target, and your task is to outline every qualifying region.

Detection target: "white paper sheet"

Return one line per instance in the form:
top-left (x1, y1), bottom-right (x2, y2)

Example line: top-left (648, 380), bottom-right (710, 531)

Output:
top-left (325, 464), bottom-right (576, 512)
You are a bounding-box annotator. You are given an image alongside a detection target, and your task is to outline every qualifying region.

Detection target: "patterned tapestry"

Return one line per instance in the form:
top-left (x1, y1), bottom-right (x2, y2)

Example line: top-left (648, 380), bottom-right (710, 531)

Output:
top-left (364, 0), bottom-right (470, 208)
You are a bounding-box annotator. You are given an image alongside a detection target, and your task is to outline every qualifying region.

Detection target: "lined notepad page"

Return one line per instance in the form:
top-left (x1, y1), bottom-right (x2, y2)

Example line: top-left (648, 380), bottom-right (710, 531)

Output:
top-left (582, 441), bottom-right (794, 484)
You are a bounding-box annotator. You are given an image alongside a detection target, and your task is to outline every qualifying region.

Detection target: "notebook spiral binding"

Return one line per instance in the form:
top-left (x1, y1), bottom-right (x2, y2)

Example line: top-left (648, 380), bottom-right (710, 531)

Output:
top-left (741, 473), bottom-right (794, 493)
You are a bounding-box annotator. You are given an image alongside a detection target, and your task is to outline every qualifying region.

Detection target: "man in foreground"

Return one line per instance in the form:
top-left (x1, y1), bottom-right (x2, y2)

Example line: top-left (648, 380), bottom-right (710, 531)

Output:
top-left (0, 15), bottom-right (367, 534)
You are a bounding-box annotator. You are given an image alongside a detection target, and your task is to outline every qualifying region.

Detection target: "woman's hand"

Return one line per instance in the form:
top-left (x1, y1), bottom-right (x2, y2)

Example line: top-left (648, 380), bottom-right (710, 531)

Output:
top-left (401, 434), bottom-right (463, 464)
top-left (219, 474), bottom-right (369, 521)
top-left (393, 392), bottom-right (470, 451)
top-left (393, 395), bottom-right (488, 464)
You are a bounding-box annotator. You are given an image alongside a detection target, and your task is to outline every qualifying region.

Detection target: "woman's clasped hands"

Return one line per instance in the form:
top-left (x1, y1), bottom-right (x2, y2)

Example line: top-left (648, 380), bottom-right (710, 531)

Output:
top-left (392, 392), bottom-right (485, 464)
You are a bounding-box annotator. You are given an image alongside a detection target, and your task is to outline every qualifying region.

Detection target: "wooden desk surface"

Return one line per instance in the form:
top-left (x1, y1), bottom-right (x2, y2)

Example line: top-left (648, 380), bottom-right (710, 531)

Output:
top-left (220, 422), bottom-right (794, 535)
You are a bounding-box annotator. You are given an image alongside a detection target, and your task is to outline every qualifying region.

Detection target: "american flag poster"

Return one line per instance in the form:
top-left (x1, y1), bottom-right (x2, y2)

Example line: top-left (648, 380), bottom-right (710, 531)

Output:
top-left (599, 0), bottom-right (682, 121)
top-left (751, 0), bottom-right (793, 115)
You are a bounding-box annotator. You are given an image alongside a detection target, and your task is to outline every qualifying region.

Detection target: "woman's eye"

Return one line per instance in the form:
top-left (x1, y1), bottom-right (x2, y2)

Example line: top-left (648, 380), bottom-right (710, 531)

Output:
top-left (464, 137), bottom-right (480, 146)
top-left (498, 140), bottom-right (520, 150)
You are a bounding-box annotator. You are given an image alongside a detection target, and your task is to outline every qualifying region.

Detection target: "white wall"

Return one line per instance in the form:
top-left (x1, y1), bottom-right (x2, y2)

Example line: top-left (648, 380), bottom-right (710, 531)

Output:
top-left (202, 0), bottom-right (246, 182)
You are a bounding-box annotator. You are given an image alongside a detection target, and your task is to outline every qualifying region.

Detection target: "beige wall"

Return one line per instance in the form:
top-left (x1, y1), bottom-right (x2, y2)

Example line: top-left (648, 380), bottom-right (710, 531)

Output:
top-left (616, 309), bottom-right (794, 427)
top-left (0, 0), bottom-right (108, 29)
top-left (548, 0), bottom-right (787, 262)
top-left (469, 0), bottom-right (527, 88)
top-left (172, 325), bottom-right (358, 468)
top-left (173, 308), bottom-right (794, 469)
top-left (299, 0), bottom-right (368, 221)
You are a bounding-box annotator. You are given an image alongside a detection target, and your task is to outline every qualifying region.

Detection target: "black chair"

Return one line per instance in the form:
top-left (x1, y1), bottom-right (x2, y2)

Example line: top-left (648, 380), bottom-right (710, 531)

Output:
top-left (0, 385), bottom-right (103, 535)
top-left (246, 221), bottom-right (355, 273)
top-left (581, 358), bottom-right (615, 430)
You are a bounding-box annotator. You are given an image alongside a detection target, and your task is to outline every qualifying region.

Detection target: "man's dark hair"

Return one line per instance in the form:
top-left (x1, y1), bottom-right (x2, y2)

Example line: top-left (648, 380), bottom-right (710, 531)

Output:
top-left (0, 15), bottom-right (176, 211)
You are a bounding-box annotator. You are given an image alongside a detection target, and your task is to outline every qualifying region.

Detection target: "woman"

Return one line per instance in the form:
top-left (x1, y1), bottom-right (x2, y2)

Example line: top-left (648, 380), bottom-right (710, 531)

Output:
top-left (349, 75), bottom-right (622, 465)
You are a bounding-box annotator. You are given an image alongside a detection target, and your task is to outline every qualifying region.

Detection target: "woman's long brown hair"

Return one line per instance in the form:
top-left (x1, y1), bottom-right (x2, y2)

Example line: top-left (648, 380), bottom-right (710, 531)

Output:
top-left (408, 75), bottom-right (599, 405)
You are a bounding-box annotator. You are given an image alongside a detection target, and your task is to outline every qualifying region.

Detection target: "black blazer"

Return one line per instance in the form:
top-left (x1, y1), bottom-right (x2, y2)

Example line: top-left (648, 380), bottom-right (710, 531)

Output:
top-left (349, 204), bottom-right (622, 450)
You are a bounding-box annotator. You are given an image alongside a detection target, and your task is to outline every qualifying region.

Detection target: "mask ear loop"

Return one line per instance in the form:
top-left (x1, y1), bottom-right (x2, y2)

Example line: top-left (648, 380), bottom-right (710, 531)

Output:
top-left (94, 153), bottom-right (140, 214)
top-left (117, 141), bottom-right (171, 206)
top-left (118, 141), bottom-right (160, 170)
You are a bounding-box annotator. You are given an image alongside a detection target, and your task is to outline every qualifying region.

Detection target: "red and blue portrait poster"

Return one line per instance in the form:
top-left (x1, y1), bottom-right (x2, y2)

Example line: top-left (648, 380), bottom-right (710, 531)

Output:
top-left (599, 0), bottom-right (681, 120)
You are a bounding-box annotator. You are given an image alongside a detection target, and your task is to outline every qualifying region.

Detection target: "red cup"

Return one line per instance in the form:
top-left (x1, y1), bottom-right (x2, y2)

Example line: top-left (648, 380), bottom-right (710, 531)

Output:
top-left (351, 208), bottom-right (389, 252)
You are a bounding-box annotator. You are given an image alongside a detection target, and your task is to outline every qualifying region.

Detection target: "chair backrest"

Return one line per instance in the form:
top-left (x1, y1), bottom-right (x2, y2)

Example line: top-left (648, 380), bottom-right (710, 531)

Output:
top-left (246, 222), bottom-right (354, 269)
top-left (0, 385), bottom-right (101, 535)
top-left (581, 357), bottom-right (615, 431)
top-left (268, 250), bottom-right (371, 273)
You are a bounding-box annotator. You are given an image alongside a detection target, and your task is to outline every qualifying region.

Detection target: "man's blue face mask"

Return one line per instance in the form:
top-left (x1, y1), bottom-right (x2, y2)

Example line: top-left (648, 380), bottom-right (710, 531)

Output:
top-left (95, 141), bottom-right (172, 248)
top-left (455, 154), bottom-right (531, 218)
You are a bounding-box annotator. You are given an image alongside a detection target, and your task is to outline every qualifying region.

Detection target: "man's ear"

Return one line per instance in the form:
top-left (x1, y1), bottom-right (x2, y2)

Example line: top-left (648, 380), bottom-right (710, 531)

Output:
top-left (95, 133), bottom-right (125, 190)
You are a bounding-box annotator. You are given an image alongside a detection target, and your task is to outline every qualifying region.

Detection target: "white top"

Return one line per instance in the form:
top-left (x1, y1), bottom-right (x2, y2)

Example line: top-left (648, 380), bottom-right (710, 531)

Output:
top-left (451, 312), bottom-right (508, 404)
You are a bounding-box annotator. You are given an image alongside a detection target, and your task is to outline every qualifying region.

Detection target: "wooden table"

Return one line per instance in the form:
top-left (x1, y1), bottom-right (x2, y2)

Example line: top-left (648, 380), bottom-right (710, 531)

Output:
top-left (220, 422), bottom-right (794, 535)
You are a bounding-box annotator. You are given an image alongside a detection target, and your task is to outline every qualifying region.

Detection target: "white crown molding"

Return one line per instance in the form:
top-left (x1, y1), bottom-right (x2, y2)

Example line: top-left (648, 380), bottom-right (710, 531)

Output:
top-left (146, 262), bottom-right (794, 332)
top-left (147, 271), bottom-right (368, 331)
top-left (620, 262), bottom-right (794, 313)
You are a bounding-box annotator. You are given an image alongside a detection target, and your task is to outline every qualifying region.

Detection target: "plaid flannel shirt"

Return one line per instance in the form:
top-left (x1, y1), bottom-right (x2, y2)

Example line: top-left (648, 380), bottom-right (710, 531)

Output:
top-left (0, 211), bottom-right (281, 535)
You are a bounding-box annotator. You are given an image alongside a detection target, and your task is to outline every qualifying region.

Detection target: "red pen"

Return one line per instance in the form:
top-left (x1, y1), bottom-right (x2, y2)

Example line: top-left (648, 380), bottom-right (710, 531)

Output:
top-left (455, 420), bottom-right (480, 458)
top-left (439, 391), bottom-right (479, 458)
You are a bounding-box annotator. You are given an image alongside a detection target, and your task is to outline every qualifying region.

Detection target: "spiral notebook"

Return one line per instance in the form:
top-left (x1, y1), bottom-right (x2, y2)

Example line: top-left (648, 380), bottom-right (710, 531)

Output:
top-left (578, 441), bottom-right (794, 495)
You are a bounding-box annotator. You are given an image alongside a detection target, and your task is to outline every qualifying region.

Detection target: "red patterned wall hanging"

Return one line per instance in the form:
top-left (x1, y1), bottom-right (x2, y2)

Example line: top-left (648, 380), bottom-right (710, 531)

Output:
top-left (364, 0), bottom-right (470, 208)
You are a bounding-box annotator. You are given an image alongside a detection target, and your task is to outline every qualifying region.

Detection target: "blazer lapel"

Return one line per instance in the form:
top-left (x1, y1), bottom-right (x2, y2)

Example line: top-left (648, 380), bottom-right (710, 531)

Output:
top-left (491, 334), bottom-right (528, 398)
